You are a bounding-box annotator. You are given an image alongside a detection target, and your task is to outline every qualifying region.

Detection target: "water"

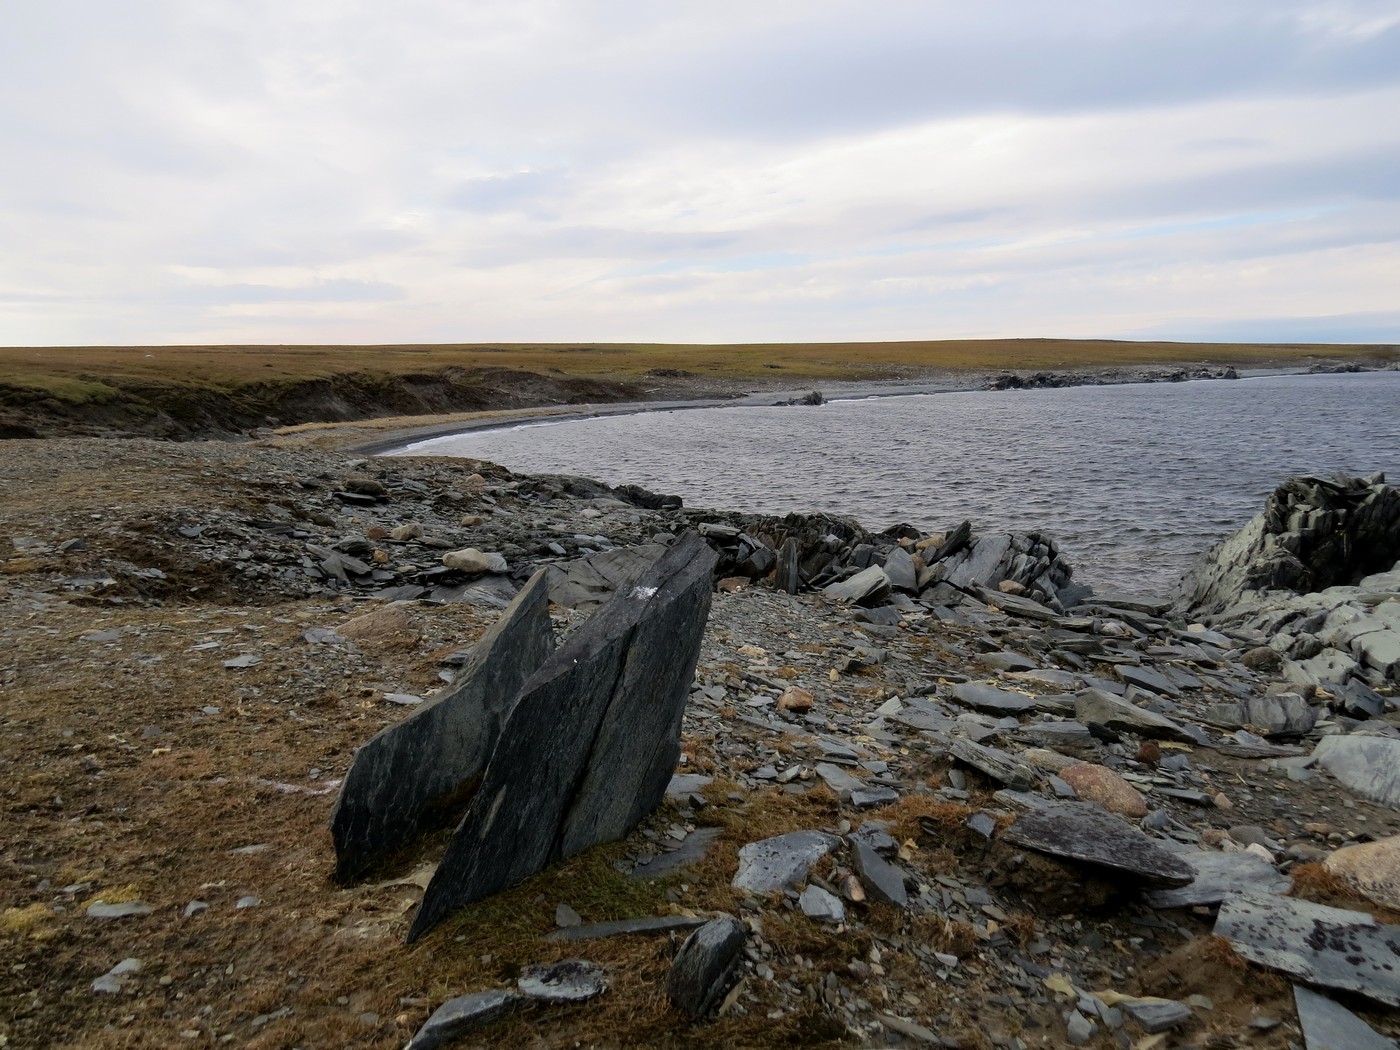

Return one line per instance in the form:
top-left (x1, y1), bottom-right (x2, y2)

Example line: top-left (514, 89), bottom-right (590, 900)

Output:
top-left (396, 372), bottom-right (1400, 595)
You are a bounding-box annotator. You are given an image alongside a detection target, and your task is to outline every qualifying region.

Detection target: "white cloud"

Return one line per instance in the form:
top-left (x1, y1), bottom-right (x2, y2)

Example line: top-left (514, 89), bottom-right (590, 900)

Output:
top-left (0, 1), bottom-right (1397, 345)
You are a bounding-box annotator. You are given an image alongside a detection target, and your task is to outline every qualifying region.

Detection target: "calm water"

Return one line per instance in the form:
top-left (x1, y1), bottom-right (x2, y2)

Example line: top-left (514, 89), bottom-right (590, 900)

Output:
top-left (397, 372), bottom-right (1400, 595)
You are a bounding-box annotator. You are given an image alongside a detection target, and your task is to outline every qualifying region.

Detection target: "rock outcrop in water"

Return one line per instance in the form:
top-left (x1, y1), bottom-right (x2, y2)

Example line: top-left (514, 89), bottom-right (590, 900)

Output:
top-left (1179, 473), bottom-right (1400, 691)
top-left (1181, 473), bottom-right (1400, 620)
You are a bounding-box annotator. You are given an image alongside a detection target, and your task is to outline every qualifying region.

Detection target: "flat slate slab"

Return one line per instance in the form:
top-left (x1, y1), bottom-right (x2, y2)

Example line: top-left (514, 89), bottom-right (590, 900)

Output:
top-left (949, 682), bottom-right (1035, 716)
top-left (1214, 892), bottom-right (1400, 1007)
top-left (545, 915), bottom-right (709, 942)
top-left (732, 830), bottom-right (839, 893)
top-left (1075, 687), bottom-right (1197, 743)
top-left (1293, 984), bottom-right (1398, 1050)
top-left (331, 571), bottom-right (555, 881)
top-left (1313, 735), bottom-right (1400, 809)
top-left (1145, 849), bottom-right (1291, 908)
top-left (1001, 800), bottom-right (1194, 887)
top-left (851, 838), bottom-right (909, 908)
top-left (950, 737), bottom-right (1035, 791)
top-left (408, 534), bottom-right (717, 942)
top-left (823, 565), bottom-right (892, 605)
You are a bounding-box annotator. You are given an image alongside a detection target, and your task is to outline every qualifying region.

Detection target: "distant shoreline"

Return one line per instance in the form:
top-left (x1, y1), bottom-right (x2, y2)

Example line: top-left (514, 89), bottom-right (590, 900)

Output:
top-left (355, 361), bottom-right (1377, 457)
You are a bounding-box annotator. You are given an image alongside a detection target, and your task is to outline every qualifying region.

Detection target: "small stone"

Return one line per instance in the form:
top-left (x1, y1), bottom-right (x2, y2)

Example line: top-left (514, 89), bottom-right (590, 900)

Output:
top-left (517, 960), bottom-right (607, 1003)
top-left (182, 900), bottom-right (209, 918)
top-left (390, 523), bottom-right (424, 541)
top-left (555, 903), bottom-right (582, 928)
top-left (1066, 1010), bottom-right (1097, 1045)
top-left (776, 686), bottom-right (814, 714)
top-left (798, 884), bottom-right (846, 924)
top-left (442, 548), bottom-right (507, 575)
top-left (235, 896), bottom-right (259, 909)
top-left (222, 654), bottom-right (261, 669)
top-left (1119, 997), bottom-right (1193, 1033)
top-left (86, 901), bottom-right (153, 920)
top-left (91, 957), bottom-right (141, 994)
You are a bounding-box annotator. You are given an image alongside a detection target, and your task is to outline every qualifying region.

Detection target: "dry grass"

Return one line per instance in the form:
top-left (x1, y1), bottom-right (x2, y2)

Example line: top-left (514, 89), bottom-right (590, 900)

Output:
top-left (2, 338), bottom-right (1394, 401)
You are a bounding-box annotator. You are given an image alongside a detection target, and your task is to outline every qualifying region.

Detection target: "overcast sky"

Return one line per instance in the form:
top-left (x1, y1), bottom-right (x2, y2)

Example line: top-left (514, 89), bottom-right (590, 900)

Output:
top-left (2, 1), bottom-right (1398, 346)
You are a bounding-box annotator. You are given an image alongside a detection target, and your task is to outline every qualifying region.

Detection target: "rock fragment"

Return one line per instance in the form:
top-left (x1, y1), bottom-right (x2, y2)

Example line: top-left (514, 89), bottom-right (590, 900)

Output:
top-left (667, 915), bottom-right (747, 1017)
top-left (732, 830), bottom-right (839, 893)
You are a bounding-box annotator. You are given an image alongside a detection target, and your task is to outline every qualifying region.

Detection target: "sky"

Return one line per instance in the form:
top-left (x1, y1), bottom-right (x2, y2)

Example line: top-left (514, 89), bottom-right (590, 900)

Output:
top-left (2, 1), bottom-right (1399, 346)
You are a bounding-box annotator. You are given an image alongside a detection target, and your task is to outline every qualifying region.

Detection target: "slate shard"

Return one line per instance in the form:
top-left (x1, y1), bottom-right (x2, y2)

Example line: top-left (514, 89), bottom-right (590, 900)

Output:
top-left (731, 830), bottom-right (840, 894)
top-left (1145, 849), bottom-right (1291, 909)
top-left (1293, 984), bottom-right (1397, 1050)
top-left (667, 915), bottom-right (748, 1017)
top-left (1214, 892), bottom-right (1400, 1007)
top-left (1000, 800), bottom-right (1194, 887)
top-left (330, 571), bottom-right (555, 882)
top-left (407, 533), bottom-right (717, 942)
top-left (403, 989), bottom-right (522, 1050)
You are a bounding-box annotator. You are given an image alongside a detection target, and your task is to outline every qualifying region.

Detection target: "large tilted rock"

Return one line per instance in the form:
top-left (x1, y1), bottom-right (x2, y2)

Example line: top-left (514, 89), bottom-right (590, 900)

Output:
top-left (1180, 473), bottom-right (1400, 622)
top-left (329, 572), bottom-right (555, 881)
top-left (407, 533), bottom-right (717, 942)
top-left (540, 544), bottom-right (668, 609)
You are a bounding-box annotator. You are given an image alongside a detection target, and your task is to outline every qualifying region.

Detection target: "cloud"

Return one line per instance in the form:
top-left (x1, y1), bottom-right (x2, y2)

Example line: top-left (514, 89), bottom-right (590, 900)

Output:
top-left (0, 1), bottom-right (1397, 345)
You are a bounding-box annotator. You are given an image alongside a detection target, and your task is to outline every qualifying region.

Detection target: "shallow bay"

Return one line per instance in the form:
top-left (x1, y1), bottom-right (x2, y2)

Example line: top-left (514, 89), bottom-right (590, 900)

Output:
top-left (399, 371), bottom-right (1400, 594)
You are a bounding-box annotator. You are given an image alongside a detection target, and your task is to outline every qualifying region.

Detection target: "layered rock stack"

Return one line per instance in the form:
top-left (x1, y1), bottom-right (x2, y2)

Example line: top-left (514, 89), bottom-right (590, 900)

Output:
top-left (1178, 473), bottom-right (1400, 690)
top-left (1181, 473), bottom-right (1400, 620)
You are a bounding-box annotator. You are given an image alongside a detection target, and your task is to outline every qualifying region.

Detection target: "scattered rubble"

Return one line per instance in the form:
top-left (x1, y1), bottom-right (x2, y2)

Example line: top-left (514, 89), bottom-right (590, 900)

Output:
top-left (4, 438), bottom-right (1400, 1048)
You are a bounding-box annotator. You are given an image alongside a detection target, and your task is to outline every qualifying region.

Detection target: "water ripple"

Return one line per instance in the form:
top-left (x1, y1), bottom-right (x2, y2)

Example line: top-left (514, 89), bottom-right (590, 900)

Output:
top-left (399, 372), bottom-right (1400, 595)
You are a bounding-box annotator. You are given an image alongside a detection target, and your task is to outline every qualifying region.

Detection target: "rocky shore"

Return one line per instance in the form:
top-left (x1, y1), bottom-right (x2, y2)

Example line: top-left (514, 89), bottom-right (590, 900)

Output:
top-left (2, 435), bottom-right (1400, 1049)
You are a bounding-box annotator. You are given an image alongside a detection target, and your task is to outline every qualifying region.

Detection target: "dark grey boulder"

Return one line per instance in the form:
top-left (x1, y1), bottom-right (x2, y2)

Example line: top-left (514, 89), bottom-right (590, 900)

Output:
top-left (330, 571), bottom-right (555, 882)
top-left (949, 682), bottom-right (1035, 716)
top-left (882, 547), bottom-right (918, 592)
top-left (407, 533), bottom-right (717, 942)
top-left (667, 915), bottom-right (747, 1017)
top-left (404, 989), bottom-right (522, 1050)
top-left (1001, 800), bottom-right (1194, 887)
top-left (1204, 695), bottom-right (1316, 738)
top-left (1117, 664), bottom-right (1180, 697)
top-left (1075, 688), bottom-right (1196, 743)
top-left (776, 537), bottom-right (800, 594)
top-left (1293, 984), bottom-right (1398, 1050)
top-left (1214, 892), bottom-right (1400, 1006)
top-left (1180, 473), bottom-right (1400, 621)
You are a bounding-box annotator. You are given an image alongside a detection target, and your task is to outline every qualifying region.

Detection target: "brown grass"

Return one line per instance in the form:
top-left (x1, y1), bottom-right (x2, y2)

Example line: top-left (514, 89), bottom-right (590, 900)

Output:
top-left (2, 338), bottom-right (1393, 400)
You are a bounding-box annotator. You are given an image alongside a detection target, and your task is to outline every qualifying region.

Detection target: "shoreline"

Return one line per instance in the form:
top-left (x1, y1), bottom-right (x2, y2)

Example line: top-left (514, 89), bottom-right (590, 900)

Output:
top-left (342, 362), bottom-right (1338, 457)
